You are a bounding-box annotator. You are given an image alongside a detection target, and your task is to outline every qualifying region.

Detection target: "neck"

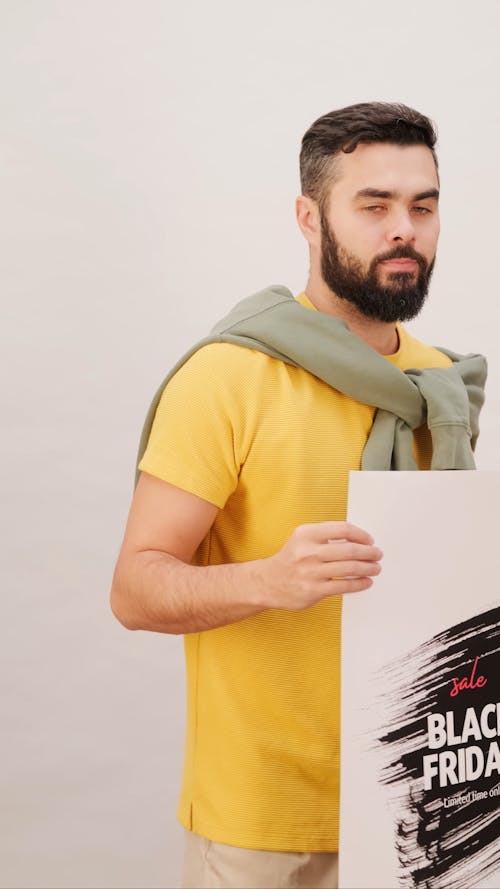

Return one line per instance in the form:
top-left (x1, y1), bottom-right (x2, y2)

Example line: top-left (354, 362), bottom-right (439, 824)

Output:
top-left (304, 275), bottom-right (400, 356)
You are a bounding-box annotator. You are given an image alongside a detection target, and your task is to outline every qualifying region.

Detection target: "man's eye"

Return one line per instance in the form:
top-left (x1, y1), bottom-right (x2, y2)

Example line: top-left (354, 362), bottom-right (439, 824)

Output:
top-left (365, 205), bottom-right (385, 212)
top-left (413, 206), bottom-right (432, 215)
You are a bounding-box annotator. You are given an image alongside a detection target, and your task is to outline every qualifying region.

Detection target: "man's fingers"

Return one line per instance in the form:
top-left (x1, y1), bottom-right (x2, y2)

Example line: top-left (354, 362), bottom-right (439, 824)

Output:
top-left (318, 559), bottom-right (382, 580)
top-left (318, 541), bottom-right (383, 564)
top-left (299, 521), bottom-right (375, 545)
top-left (326, 577), bottom-right (375, 595)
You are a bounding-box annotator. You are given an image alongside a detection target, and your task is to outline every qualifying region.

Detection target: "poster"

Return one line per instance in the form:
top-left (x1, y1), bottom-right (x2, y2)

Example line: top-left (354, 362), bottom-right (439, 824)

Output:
top-left (340, 471), bottom-right (500, 889)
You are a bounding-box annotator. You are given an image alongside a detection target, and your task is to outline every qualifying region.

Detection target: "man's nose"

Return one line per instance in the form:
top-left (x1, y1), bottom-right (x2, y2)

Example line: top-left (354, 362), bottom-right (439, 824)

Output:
top-left (386, 213), bottom-right (416, 244)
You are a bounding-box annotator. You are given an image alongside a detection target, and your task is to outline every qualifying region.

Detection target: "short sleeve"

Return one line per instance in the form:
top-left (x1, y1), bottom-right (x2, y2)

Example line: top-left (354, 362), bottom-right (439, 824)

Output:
top-left (138, 344), bottom-right (243, 509)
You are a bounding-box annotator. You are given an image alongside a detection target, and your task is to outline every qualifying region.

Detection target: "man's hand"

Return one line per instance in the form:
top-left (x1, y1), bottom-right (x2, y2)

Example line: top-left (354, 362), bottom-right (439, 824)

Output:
top-left (262, 521), bottom-right (382, 610)
top-left (111, 474), bottom-right (382, 633)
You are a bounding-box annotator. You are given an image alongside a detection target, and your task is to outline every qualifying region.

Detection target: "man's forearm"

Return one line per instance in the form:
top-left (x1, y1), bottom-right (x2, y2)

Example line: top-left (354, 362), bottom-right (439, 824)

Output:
top-left (110, 521), bottom-right (382, 634)
top-left (110, 550), bottom-right (270, 634)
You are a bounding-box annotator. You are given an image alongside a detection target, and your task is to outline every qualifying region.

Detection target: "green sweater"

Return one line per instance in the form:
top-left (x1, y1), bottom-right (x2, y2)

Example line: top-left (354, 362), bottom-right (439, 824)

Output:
top-left (136, 286), bottom-right (487, 484)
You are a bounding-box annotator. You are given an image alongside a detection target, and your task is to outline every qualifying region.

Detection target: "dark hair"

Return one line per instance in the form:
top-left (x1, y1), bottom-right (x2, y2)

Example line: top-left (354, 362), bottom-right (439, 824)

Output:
top-left (300, 102), bottom-right (438, 212)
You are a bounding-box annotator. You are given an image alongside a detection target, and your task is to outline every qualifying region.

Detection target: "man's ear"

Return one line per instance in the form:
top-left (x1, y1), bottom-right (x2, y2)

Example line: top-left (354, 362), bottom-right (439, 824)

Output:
top-left (295, 195), bottom-right (321, 248)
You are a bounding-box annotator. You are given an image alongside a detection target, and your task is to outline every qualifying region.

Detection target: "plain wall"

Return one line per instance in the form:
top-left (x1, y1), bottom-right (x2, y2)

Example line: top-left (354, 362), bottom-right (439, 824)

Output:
top-left (2, 1), bottom-right (500, 887)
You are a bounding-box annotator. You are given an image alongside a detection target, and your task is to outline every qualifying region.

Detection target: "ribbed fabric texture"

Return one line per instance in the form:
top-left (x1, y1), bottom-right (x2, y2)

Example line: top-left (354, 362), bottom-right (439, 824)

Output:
top-left (138, 293), bottom-right (453, 852)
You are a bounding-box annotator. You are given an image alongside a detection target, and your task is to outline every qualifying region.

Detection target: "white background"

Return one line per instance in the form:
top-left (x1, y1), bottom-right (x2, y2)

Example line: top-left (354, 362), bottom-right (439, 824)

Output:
top-left (2, 1), bottom-right (500, 887)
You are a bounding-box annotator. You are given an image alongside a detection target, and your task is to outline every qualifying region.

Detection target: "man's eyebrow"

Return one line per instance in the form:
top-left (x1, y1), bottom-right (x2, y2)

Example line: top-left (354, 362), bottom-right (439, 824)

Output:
top-left (354, 187), bottom-right (440, 201)
top-left (354, 188), bottom-right (396, 200)
top-left (413, 188), bottom-right (440, 201)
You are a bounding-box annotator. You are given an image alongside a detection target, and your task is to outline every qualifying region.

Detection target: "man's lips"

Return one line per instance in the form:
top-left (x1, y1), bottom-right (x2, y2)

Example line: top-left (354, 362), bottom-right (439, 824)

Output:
top-left (380, 258), bottom-right (418, 269)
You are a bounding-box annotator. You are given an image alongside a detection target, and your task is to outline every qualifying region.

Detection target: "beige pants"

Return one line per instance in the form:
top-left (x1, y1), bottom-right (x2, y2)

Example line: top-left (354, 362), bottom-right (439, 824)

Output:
top-left (181, 829), bottom-right (339, 889)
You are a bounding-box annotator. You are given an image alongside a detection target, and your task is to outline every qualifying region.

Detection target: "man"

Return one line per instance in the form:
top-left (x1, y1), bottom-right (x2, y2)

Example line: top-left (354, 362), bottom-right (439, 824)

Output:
top-left (110, 103), bottom-right (483, 889)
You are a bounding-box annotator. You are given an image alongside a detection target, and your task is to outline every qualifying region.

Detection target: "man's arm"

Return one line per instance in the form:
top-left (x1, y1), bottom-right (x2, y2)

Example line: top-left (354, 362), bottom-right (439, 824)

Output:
top-left (110, 471), bottom-right (383, 634)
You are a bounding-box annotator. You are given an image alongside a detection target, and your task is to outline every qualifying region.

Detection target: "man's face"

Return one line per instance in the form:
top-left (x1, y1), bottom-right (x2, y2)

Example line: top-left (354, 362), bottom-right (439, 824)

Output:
top-left (319, 143), bottom-right (440, 323)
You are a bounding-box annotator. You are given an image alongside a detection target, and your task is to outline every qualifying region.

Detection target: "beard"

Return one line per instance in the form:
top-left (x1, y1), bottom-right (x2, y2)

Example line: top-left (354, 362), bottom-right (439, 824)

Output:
top-left (320, 214), bottom-right (435, 323)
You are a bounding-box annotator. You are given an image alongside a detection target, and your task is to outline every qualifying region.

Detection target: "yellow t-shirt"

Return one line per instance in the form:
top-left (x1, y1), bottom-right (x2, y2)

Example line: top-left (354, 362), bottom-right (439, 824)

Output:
top-left (138, 292), bottom-right (452, 852)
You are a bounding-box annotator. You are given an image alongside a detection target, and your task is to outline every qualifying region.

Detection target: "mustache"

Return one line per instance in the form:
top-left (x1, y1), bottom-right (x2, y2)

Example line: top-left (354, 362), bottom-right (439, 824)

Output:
top-left (374, 246), bottom-right (429, 270)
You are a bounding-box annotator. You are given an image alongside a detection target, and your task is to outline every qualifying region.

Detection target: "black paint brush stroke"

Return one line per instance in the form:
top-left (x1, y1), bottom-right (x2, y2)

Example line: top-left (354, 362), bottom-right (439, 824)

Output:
top-left (374, 606), bottom-right (500, 889)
